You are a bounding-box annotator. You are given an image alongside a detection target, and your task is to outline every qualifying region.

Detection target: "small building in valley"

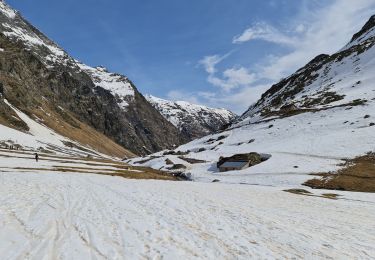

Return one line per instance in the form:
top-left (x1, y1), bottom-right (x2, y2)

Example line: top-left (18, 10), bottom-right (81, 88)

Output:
top-left (218, 160), bottom-right (250, 172)
top-left (217, 153), bottom-right (264, 172)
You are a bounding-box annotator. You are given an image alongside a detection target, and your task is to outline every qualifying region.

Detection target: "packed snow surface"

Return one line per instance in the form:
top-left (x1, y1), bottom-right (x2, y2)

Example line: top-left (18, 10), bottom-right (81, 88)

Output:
top-left (0, 150), bottom-right (374, 259)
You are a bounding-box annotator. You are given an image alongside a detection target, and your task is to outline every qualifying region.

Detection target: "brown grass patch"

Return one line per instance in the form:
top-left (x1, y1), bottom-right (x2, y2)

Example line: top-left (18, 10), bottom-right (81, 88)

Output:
top-left (0, 149), bottom-right (126, 166)
top-left (9, 165), bottom-right (178, 181)
top-left (178, 156), bottom-right (207, 164)
top-left (284, 189), bottom-right (341, 200)
top-left (0, 149), bottom-right (180, 180)
top-left (284, 188), bottom-right (312, 195)
top-left (304, 152), bottom-right (375, 192)
top-left (321, 193), bottom-right (341, 199)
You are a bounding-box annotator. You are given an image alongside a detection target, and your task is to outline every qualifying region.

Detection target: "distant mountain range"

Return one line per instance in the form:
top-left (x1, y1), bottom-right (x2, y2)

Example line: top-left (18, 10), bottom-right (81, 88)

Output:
top-left (146, 95), bottom-right (236, 139)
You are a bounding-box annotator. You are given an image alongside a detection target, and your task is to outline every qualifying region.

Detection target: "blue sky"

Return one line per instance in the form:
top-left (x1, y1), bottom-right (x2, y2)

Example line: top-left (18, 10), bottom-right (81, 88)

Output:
top-left (7, 0), bottom-right (375, 113)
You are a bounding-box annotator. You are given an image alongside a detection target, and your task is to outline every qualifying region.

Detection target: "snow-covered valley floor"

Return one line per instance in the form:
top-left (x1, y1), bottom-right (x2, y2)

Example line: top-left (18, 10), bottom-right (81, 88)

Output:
top-left (0, 151), bottom-right (374, 259)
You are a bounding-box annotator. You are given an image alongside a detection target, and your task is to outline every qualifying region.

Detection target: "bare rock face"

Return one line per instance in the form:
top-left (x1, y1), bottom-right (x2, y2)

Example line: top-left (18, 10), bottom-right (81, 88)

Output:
top-left (0, 1), bottom-right (188, 155)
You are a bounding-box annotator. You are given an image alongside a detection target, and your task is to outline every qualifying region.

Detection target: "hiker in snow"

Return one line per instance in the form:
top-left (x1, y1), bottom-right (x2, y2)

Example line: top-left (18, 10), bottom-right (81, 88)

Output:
top-left (35, 153), bottom-right (39, 162)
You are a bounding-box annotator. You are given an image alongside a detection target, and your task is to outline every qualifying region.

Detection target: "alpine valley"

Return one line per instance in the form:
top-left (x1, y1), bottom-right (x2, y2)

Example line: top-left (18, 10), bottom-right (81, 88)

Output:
top-left (0, 1), bottom-right (374, 259)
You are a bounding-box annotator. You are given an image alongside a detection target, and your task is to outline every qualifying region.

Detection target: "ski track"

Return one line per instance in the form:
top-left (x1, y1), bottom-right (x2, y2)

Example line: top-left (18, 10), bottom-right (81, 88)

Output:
top-left (0, 172), bottom-right (374, 259)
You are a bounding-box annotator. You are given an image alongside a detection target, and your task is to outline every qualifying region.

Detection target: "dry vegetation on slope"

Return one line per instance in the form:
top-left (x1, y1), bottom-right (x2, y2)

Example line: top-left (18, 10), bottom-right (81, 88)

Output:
top-left (0, 148), bottom-right (179, 181)
top-left (304, 152), bottom-right (375, 192)
top-left (30, 104), bottom-right (135, 159)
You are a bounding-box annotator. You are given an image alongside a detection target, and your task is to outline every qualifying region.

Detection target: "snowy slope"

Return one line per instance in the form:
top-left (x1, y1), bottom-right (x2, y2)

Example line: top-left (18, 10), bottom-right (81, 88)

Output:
top-left (130, 15), bottom-right (375, 186)
top-left (0, 154), bottom-right (374, 259)
top-left (146, 95), bottom-right (236, 138)
top-left (0, 99), bottom-right (111, 158)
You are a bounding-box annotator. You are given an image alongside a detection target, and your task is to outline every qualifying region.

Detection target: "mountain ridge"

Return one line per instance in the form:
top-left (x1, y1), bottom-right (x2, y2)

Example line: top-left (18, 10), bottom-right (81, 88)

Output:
top-left (146, 95), bottom-right (237, 139)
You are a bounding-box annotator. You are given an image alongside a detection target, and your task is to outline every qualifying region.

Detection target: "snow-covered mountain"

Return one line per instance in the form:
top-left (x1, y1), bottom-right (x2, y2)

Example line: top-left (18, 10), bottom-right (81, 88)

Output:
top-left (0, 1), bottom-right (188, 156)
top-left (146, 95), bottom-right (237, 139)
top-left (131, 15), bottom-right (375, 187)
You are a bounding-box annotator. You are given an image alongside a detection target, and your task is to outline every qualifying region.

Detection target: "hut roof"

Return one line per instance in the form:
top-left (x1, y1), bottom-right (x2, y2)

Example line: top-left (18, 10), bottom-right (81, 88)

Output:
top-left (220, 161), bottom-right (248, 168)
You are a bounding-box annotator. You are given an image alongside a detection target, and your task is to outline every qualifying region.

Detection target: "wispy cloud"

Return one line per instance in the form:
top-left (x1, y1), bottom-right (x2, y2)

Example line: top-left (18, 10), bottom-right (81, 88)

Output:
top-left (207, 67), bottom-right (256, 92)
top-left (232, 22), bottom-right (296, 46)
top-left (199, 54), bottom-right (226, 74)
top-left (195, 84), bottom-right (270, 113)
top-left (199, 53), bottom-right (256, 92)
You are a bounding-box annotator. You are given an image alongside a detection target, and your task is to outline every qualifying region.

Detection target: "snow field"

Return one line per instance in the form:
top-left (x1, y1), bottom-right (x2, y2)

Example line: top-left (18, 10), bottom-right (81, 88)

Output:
top-left (0, 169), bottom-right (374, 259)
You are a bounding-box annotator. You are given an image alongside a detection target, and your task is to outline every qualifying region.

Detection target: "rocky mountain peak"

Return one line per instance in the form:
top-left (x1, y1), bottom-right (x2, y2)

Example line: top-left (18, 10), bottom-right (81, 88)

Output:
top-left (351, 15), bottom-right (375, 43)
top-left (146, 95), bottom-right (237, 139)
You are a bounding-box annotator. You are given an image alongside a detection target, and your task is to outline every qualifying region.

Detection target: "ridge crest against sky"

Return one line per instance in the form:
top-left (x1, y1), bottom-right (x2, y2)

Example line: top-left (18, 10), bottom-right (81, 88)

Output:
top-left (7, 0), bottom-right (375, 113)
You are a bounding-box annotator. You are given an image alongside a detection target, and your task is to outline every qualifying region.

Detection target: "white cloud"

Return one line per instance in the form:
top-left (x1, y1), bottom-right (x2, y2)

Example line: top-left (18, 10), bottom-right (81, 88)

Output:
top-left (232, 22), bottom-right (296, 46)
top-left (207, 67), bottom-right (256, 92)
top-left (198, 54), bottom-right (229, 74)
top-left (199, 53), bottom-right (256, 92)
top-left (295, 24), bottom-right (306, 33)
top-left (196, 84), bottom-right (270, 113)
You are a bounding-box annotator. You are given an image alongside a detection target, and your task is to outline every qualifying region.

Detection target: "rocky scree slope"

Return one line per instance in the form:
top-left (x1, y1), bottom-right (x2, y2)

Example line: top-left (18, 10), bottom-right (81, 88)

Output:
top-left (0, 1), bottom-right (187, 156)
top-left (146, 95), bottom-right (237, 139)
top-left (130, 15), bottom-right (375, 186)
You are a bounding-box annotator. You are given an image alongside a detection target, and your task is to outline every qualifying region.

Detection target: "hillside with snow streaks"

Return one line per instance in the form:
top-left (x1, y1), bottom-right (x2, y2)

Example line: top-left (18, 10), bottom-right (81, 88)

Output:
top-left (77, 63), bottom-right (135, 108)
top-left (131, 15), bottom-right (375, 186)
top-left (0, 99), bottom-right (124, 158)
top-left (147, 95), bottom-right (236, 139)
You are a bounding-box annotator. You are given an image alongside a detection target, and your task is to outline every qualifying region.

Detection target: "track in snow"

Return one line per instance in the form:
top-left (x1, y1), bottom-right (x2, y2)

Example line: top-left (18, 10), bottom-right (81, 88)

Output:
top-left (0, 171), bottom-right (374, 259)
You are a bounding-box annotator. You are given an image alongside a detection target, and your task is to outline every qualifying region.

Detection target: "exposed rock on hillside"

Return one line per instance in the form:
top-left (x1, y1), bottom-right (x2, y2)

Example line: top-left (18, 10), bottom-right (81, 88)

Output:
top-left (146, 95), bottom-right (237, 139)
